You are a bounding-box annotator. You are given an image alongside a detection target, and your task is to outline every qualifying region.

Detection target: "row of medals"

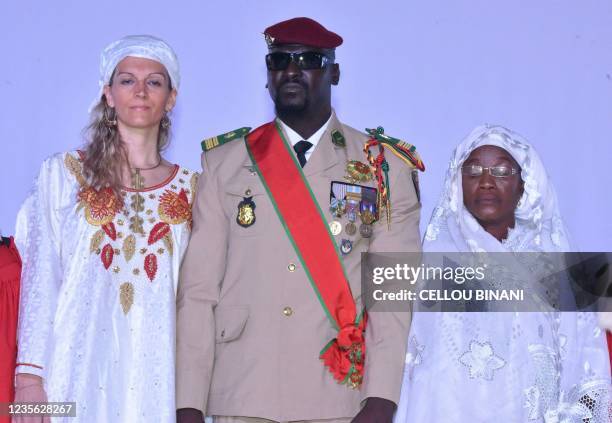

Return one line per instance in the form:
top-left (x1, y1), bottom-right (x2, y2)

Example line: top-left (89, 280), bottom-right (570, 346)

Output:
top-left (329, 191), bottom-right (377, 256)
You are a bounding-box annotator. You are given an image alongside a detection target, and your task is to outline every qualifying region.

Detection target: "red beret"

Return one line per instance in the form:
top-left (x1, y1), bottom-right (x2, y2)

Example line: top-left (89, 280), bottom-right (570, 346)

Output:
top-left (264, 17), bottom-right (343, 49)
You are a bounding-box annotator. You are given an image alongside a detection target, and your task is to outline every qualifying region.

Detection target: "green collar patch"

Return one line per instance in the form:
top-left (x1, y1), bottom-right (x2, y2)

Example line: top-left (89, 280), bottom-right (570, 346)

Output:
top-left (331, 129), bottom-right (346, 147)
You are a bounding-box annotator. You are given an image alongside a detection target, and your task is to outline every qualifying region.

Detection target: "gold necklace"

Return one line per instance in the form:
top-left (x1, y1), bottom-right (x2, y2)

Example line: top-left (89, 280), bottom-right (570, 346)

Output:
top-left (130, 155), bottom-right (163, 190)
top-left (129, 155), bottom-right (162, 235)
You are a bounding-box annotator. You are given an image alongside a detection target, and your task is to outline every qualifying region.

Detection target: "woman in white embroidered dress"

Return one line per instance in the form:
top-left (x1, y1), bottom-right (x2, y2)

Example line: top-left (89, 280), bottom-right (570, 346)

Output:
top-left (394, 125), bottom-right (611, 422)
top-left (13, 35), bottom-right (197, 422)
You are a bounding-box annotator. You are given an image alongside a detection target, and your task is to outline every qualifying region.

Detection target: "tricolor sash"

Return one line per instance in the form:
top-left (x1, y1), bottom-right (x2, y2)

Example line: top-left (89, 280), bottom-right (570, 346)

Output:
top-left (245, 121), bottom-right (366, 389)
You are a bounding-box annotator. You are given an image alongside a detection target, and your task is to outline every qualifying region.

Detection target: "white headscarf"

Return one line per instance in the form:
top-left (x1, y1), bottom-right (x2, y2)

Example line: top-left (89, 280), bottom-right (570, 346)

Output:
top-left (90, 35), bottom-right (180, 113)
top-left (424, 124), bottom-right (571, 253)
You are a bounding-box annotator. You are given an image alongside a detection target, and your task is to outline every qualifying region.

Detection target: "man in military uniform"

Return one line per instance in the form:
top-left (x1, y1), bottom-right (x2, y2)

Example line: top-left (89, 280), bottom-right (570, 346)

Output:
top-left (177, 17), bottom-right (423, 423)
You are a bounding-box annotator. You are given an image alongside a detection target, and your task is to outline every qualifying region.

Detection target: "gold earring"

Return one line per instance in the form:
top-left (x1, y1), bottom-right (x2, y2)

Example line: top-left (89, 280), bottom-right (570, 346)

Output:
top-left (161, 113), bottom-right (171, 129)
top-left (103, 106), bottom-right (117, 127)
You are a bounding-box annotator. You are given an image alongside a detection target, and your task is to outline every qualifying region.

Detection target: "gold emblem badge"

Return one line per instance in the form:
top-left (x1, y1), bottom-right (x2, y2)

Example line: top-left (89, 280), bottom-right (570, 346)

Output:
top-left (264, 33), bottom-right (275, 47)
top-left (345, 160), bottom-right (373, 183)
top-left (237, 197), bottom-right (256, 228)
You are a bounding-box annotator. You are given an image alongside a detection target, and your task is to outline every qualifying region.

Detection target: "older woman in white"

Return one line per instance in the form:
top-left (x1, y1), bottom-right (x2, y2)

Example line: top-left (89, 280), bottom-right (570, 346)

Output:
top-left (394, 125), bottom-right (611, 422)
top-left (14, 35), bottom-right (197, 422)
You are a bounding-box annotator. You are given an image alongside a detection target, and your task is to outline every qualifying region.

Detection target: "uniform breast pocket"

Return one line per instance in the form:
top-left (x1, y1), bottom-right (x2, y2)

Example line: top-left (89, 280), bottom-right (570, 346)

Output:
top-left (224, 184), bottom-right (268, 237)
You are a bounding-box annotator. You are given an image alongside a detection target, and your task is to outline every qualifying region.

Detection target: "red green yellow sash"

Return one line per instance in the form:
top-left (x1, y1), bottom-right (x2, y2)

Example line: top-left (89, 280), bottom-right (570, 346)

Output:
top-left (245, 121), bottom-right (366, 389)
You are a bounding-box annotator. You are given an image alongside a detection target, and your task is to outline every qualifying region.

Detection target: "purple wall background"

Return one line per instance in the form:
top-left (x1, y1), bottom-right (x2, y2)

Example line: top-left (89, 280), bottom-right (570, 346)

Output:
top-left (1, 1), bottom-right (611, 250)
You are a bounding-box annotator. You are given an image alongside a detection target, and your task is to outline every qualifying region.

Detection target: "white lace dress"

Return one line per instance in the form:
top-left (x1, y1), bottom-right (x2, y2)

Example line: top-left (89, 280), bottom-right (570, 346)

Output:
top-left (396, 308), bottom-right (611, 422)
top-left (15, 152), bottom-right (197, 422)
top-left (394, 126), bottom-right (611, 423)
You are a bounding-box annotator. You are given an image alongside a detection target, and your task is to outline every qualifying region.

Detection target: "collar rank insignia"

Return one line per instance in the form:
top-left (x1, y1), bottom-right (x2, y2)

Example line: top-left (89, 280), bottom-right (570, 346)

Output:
top-left (202, 127), bottom-right (251, 152)
top-left (331, 129), bottom-right (346, 147)
top-left (237, 196), bottom-right (256, 228)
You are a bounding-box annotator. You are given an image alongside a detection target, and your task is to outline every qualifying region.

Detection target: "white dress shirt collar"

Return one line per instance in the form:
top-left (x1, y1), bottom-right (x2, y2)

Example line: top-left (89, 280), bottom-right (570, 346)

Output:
top-left (277, 114), bottom-right (333, 161)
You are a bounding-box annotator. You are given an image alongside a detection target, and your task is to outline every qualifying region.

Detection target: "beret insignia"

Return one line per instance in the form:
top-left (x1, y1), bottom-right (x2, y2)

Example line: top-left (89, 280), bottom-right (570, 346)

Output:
top-left (263, 17), bottom-right (343, 49)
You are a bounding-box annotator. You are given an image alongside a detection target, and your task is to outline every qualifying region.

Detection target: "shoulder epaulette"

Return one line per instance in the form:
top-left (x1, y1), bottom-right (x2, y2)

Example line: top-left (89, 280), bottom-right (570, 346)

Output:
top-left (201, 127), bottom-right (251, 152)
top-left (365, 126), bottom-right (425, 172)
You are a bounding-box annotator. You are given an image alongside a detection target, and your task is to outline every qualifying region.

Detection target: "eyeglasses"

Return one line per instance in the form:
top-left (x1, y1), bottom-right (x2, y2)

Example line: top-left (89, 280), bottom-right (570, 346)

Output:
top-left (461, 165), bottom-right (518, 178)
top-left (265, 51), bottom-right (331, 71)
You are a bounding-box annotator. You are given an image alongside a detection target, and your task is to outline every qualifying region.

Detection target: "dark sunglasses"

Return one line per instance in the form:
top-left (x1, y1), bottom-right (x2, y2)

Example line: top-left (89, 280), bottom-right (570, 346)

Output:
top-left (265, 51), bottom-right (332, 71)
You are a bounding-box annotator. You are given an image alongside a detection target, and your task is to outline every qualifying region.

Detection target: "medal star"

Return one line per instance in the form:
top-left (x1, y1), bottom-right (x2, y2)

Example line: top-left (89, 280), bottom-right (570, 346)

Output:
top-left (459, 340), bottom-right (505, 381)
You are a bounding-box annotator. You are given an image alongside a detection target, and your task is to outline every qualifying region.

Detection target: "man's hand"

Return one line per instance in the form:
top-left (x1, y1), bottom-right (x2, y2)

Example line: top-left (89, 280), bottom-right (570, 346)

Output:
top-left (351, 397), bottom-right (396, 423)
top-left (176, 407), bottom-right (204, 423)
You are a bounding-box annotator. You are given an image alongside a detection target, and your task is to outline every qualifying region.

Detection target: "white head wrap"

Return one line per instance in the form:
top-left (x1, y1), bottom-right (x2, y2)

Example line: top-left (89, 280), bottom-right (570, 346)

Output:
top-left (90, 35), bottom-right (180, 112)
top-left (424, 124), bottom-right (571, 253)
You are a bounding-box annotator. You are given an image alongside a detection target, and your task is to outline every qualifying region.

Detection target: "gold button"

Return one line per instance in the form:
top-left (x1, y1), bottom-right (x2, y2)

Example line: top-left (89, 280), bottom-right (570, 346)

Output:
top-left (288, 263), bottom-right (296, 272)
top-left (283, 306), bottom-right (293, 316)
top-left (245, 188), bottom-right (252, 196)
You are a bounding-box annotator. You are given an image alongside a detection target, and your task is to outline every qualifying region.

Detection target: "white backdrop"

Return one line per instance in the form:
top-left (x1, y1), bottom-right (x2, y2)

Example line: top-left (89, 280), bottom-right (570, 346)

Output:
top-left (1, 0), bottom-right (611, 250)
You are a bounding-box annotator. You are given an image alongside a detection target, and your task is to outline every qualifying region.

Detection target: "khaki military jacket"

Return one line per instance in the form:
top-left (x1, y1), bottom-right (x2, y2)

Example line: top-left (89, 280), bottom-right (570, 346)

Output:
top-left (176, 112), bottom-right (421, 421)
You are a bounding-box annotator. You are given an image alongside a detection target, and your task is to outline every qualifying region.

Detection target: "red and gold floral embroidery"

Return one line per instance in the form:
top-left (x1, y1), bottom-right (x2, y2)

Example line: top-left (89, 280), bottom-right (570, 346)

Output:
top-left (162, 233), bottom-right (173, 256)
top-left (119, 282), bottom-right (134, 314)
top-left (64, 152), bottom-right (196, 311)
top-left (144, 254), bottom-right (158, 281)
top-left (101, 244), bottom-right (114, 269)
top-left (102, 222), bottom-right (117, 241)
top-left (158, 189), bottom-right (191, 225)
top-left (64, 154), bottom-right (86, 186)
top-left (148, 222), bottom-right (171, 245)
top-left (90, 229), bottom-right (105, 253)
top-left (122, 235), bottom-right (136, 262)
top-left (65, 153), bottom-right (122, 226)
top-left (77, 187), bottom-right (122, 226)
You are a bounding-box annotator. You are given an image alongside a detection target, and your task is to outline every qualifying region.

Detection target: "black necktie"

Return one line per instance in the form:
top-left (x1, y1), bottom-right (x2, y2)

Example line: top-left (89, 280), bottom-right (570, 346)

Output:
top-left (293, 140), bottom-right (313, 168)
